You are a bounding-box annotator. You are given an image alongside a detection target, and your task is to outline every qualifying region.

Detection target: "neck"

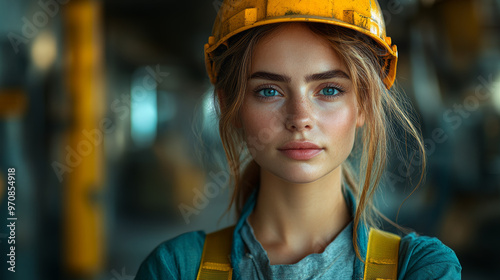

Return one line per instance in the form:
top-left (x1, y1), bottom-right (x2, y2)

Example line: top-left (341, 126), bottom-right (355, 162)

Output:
top-left (248, 166), bottom-right (351, 262)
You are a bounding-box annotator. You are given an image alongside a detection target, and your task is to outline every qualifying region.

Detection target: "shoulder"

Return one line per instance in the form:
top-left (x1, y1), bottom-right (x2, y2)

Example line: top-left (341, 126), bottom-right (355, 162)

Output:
top-left (135, 230), bottom-right (206, 280)
top-left (397, 232), bottom-right (462, 280)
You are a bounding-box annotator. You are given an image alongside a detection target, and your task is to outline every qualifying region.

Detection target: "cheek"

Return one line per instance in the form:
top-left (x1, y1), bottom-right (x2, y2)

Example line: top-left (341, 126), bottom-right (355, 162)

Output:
top-left (242, 111), bottom-right (265, 137)
top-left (240, 96), bottom-right (287, 139)
top-left (240, 104), bottom-right (279, 145)
top-left (322, 105), bottom-right (358, 144)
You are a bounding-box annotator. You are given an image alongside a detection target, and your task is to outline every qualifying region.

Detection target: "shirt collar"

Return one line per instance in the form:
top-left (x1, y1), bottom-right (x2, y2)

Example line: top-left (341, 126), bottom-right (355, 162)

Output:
top-left (231, 184), bottom-right (369, 279)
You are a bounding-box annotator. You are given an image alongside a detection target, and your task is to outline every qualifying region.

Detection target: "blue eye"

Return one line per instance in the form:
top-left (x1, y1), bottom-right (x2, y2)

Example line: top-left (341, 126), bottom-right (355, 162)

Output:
top-left (257, 88), bottom-right (279, 97)
top-left (321, 87), bottom-right (341, 96)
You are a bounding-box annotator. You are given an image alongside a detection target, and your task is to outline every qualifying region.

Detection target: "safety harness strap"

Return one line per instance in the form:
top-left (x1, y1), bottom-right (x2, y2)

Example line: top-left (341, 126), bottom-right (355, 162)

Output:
top-left (196, 226), bottom-right (400, 280)
top-left (363, 228), bottom-right (401, 280)
top-left (196, 226), bottom-right (235, 280)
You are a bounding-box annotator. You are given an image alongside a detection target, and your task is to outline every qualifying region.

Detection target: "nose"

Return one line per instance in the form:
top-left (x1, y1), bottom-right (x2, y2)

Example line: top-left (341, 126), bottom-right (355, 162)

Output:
top-left (285, 96), bottom-right (313, 132)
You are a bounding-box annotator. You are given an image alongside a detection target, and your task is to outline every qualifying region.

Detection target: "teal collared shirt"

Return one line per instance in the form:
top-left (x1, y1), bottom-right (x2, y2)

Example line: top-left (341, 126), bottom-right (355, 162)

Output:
top-left (135, 187), bottom-right (462, 279)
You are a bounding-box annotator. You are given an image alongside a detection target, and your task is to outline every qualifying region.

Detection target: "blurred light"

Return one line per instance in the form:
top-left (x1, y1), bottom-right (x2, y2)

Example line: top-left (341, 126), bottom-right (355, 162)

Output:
top-left (201, 86), bottom-right (219, 138)
top-left (131, 67), bottom-right (158, 148)
top-left (31, 31), bottom-right (57, 70)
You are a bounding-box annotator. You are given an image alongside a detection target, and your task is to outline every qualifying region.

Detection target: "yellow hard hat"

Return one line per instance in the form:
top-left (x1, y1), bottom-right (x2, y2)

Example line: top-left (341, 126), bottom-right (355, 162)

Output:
top-left (204, 0), bottom-right (398, 89)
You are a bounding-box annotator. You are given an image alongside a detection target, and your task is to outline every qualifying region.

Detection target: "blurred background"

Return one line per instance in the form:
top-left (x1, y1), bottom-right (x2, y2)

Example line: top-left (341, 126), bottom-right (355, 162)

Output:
top-left (0, 0), bottom-right (499, 279)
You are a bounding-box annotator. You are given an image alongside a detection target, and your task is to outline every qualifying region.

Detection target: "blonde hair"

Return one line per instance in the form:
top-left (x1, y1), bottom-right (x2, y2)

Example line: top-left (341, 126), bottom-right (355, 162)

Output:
top-left (211, 22), bottom-right (426, 260)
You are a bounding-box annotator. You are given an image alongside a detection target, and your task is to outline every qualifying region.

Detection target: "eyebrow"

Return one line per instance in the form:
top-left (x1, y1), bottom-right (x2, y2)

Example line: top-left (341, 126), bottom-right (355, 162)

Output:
top-left (248, 69), bottom-right (350, 83)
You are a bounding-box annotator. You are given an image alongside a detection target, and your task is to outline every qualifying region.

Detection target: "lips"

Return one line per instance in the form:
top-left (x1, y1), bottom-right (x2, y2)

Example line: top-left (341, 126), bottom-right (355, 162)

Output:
top-left (278, 141), bottom-right (321, 150)
top-left (278, 141), bottom-right (323, 160)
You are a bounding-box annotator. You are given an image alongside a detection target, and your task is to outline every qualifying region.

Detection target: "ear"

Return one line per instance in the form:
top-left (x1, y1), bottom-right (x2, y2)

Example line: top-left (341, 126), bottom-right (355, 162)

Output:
top-left (356, 107), bottom-right (365, 128)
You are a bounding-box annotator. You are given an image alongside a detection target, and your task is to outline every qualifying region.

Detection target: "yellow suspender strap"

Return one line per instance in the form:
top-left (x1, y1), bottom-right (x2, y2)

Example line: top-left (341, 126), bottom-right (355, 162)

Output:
top-left (363, 228), bottom-right (401, 280)
top-left (196, 225), bottom-right (399, 280)
top-left (196, 226), bottom-right (235, 280)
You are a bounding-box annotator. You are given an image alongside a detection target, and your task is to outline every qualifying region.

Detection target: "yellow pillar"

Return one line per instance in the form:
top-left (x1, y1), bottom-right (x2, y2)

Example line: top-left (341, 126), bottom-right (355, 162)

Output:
top-left (63, 0), bottom-right (105, 276)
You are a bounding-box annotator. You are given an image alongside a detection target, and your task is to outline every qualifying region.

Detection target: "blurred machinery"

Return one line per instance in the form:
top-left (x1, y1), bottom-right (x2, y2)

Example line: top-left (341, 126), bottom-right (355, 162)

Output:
top-left (382, 1), bottom-right (500, 279)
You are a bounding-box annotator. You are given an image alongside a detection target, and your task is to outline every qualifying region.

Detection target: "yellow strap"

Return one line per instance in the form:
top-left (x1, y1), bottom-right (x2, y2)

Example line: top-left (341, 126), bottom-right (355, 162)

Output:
top-left (363, 228), bottom-right (401, 280)
top-left (196, 226), bottom-right (235, 280)
top-left (196, 225), bottom-right (399, 280)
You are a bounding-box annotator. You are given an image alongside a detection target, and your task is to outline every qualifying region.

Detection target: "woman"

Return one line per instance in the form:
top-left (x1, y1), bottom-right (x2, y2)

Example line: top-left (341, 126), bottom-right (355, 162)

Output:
top-left (136, 0), bottom-right (461, 279)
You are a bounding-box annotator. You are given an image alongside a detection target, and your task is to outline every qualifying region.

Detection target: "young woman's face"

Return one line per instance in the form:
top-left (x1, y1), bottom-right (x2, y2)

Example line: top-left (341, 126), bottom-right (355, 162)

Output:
top-left (240, 23), bottom-right (365, 184)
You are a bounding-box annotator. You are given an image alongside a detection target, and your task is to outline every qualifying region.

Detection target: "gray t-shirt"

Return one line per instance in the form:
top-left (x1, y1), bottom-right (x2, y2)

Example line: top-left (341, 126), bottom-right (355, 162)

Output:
top-left (238, 218), bottom-right (355, 279)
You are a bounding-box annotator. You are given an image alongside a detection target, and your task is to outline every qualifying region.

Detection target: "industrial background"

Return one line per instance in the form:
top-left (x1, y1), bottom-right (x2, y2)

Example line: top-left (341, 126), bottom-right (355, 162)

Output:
top-left (0, 0), bottom-right (499, 279)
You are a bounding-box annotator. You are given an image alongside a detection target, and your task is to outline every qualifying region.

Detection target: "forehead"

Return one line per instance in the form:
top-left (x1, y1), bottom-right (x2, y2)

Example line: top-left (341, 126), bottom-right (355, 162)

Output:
top-left (250, 23), bottom-right (346, 75)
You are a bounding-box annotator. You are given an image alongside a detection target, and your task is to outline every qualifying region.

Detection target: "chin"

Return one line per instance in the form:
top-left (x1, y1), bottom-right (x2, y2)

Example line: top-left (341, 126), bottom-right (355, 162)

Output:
top-left (271, 164), bottom-right (334, 184)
